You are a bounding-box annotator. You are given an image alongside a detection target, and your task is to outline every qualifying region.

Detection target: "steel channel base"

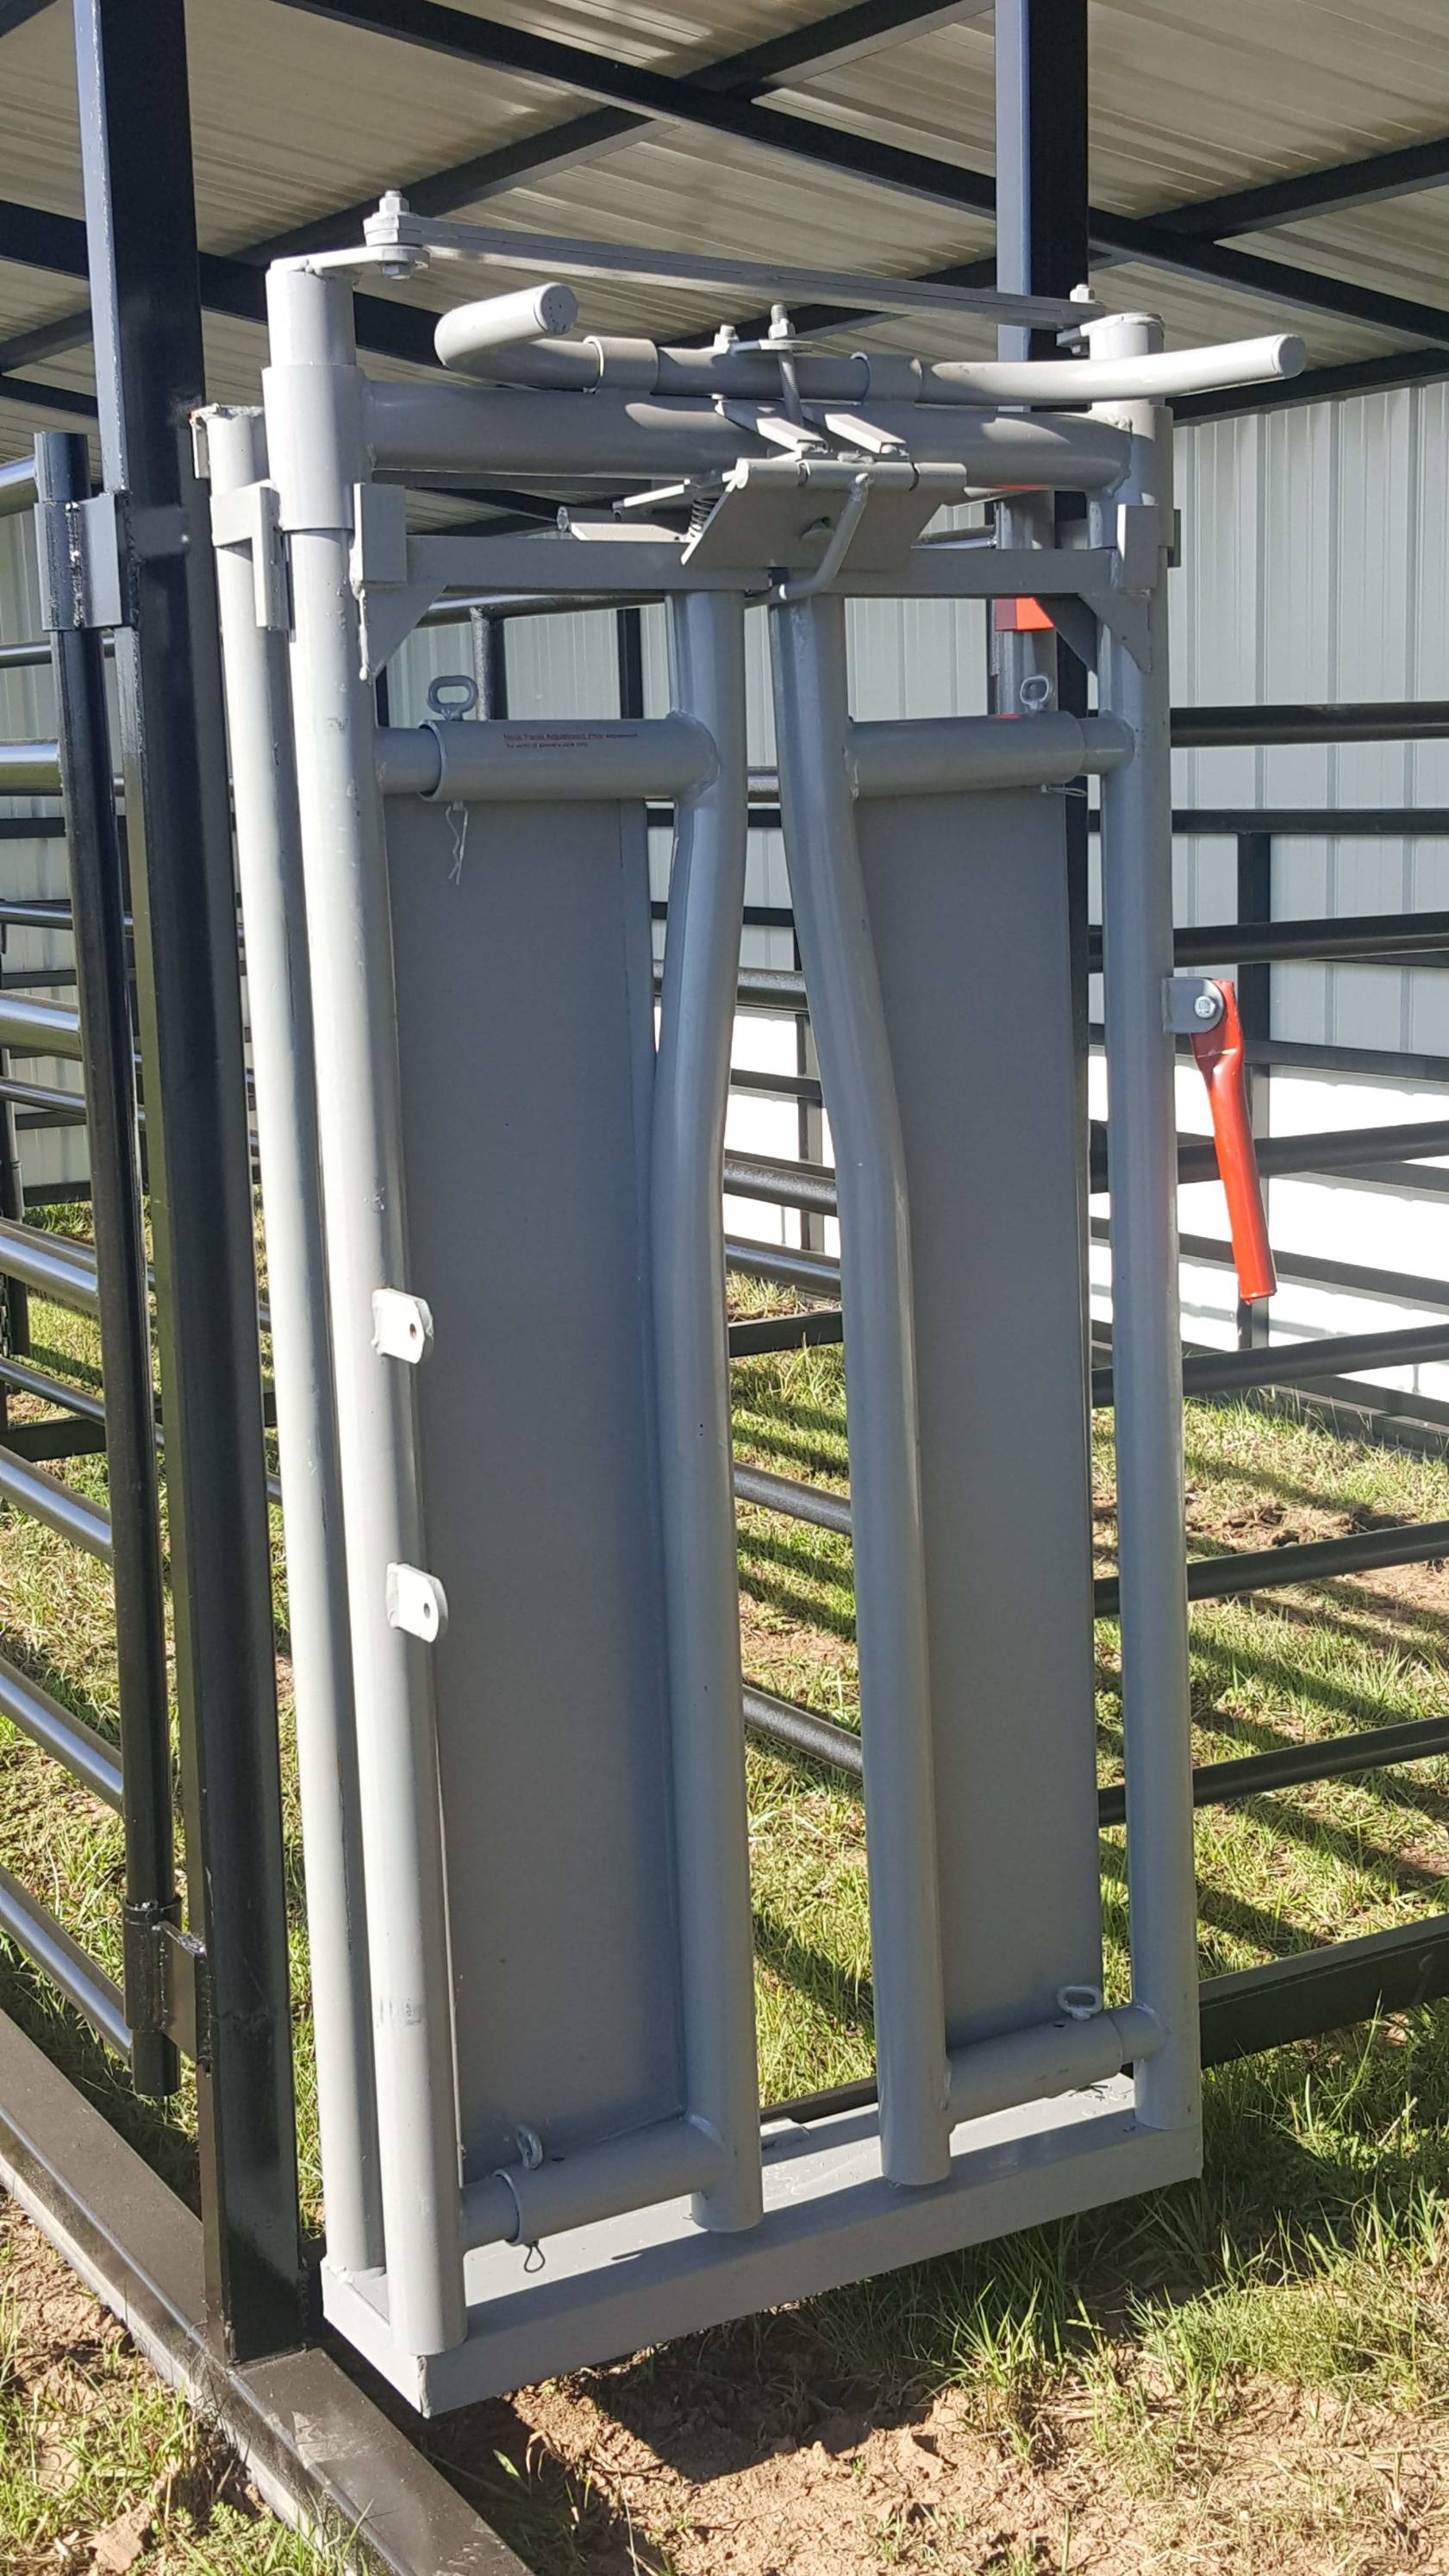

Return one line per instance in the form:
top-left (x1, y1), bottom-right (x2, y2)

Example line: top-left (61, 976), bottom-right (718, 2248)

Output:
top-left (323, 2089), bottom-right (1198, 2415)
top-left (0, 2004), bottom-right (525, 2574)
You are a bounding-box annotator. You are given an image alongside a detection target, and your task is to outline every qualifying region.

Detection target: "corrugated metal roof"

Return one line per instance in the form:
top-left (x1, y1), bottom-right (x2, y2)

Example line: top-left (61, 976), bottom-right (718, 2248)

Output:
top-left (0, 0), bottom-right (1445, 472)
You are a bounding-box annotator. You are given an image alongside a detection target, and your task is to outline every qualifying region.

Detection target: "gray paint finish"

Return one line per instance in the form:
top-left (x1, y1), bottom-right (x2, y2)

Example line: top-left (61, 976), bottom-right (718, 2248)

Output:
top-left (385, 794), bottom-right (683, 2173)
top-left (858, 786), bottom-right (1103, 2042)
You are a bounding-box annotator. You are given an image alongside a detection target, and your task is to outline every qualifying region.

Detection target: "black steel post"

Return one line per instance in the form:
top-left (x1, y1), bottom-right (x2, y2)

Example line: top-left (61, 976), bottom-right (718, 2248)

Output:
top-left (996, 0), bottom-right (1095, 1447)
top-left (34, 430), bottom-right (178, 2098)
top-left (0, 1033), bottom-right (29, 1372)
top-left (72, 0), bottom-right (303, 2357)
top-left (472, 607), bottom-right (509, 717)
top-left (1235, 829), bottom-right (1273, 1348)
top-left (615, 603), bottom-right (645, 722)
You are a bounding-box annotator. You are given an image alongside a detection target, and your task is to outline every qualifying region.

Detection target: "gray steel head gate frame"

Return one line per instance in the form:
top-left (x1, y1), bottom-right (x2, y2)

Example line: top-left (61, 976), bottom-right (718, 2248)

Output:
top-left (197, 201), bottom-right (1305, 2410)
top-left (3, 0), bottom-right (1449, 2552)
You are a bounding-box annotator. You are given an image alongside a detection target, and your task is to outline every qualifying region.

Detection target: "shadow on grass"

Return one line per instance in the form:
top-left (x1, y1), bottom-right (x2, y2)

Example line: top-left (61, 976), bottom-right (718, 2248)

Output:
top-left (0, 1952), bottom-right (198, 2203)
top-left (565, 2000), bottom-right (1449, 2497)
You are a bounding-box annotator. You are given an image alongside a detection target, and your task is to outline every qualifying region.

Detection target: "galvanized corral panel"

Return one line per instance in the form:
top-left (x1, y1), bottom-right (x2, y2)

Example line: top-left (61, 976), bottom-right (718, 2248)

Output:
top-left (0, 512), bottom-right (85, 1195)
top-left (1172, 387), bottom-right (1449, 1056)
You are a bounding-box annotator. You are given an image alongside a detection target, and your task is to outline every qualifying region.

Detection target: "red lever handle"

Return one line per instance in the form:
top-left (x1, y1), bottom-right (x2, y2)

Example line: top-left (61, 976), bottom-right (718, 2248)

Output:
top-left (1189, 979), bottom-right (1277, 1305)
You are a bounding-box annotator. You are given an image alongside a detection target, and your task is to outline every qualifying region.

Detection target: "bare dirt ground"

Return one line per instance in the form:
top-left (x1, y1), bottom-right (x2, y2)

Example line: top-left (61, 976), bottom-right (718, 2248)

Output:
top-left (423, 2311), bottom-right (1449, 2575)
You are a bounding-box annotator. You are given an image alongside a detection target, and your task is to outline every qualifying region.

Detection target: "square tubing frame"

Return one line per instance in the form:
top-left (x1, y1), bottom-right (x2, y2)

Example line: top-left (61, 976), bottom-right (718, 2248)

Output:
top-left (71, 0), bottom-right (303, 2360)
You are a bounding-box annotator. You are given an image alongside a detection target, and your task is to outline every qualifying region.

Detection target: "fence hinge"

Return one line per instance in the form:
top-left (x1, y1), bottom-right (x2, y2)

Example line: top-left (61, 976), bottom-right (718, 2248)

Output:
top-left (36, 490), bottom-right (131, 634)
top-left (123, 1900), bottom-right (211, 2066)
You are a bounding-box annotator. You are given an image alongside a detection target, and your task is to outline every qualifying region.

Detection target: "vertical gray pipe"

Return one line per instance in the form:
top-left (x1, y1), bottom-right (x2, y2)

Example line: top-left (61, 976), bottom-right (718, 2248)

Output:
top-left (1090, 312), bottom-right (1201, 2140)
top-left (770, 592), bottom-right (950, 2188)
top-left (651, 590), bottom-right (762, 2232)
top-left (208, 404), bottom-right (384, 2281)
top-left (264, 262), bottom-right (466, 2356)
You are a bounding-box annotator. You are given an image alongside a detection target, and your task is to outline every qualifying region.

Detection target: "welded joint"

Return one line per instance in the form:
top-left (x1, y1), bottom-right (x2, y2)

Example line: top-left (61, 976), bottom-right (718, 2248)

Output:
top-left (386, 1563), bottom-right (448, 1643)
top-left (122, 1901), bottom-right (209, 2066)
top-left (35, 492), bottom-right (128, 635)
top-left (348, 495), bottom-right (443, 675)
top-left (372, 1286), bottom-right (434, 1365)
top-left (1163, 975), bottom-right (1224, 1035)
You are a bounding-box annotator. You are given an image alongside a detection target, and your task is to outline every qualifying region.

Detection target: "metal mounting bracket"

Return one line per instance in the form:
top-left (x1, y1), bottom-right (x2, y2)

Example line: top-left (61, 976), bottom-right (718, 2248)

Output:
top-left (209, 477), bottom-right (290, 632)
top-left (349, 485), bottom-right (440, 677)
top-left (35, 491), bottom-right (128, 633)
top-left (123, 1901), bottom-right (210, 2066)
top-left (1163, 975), bottom-right (1225, 1035)
top-left (372, 1286), bottom-right (434, 1363)
top-left (386, 1563), bottom-right (449, 1643)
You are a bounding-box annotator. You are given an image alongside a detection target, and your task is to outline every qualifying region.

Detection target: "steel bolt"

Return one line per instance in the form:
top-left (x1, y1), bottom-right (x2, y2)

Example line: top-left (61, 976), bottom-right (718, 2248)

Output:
top-left (1193, 991), bottom-right (1219, 1021)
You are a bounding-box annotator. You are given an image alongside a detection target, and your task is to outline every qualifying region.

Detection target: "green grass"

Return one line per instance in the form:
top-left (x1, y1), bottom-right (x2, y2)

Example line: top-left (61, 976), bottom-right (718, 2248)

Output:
top-left (6, 1233), bottom-right (1449, 2566)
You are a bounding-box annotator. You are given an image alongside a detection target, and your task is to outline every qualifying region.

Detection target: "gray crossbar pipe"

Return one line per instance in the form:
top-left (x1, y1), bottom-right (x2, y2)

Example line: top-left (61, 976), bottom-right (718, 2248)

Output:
top-left (0, 1218), bottom-right (99, 1316)
top-left (847, 711), bottom-right (1134, 797)
top-left (734, 1461), bottom-right (851, 1537)
top-left (460, 2116), bottom-right (725, 2255)
top-left (1183, 1119), bottom-right (1449, 1188)
top-left (0, 741), bottom-right (60, 793)
top-left (0, 997), bottom-right (84, 1062)
top-left (1084, 912), bottom-right (1449, 971)
top-left (1095, 1321), bottom-right (1449, 1407)
top-left (376, 715), bottom-right (715, 803)
top-left (742, 1683), bottom-right (863, 1778)
top-left (0, 1445), bottom-right (111, 1560)
top-left (1090, 317), bottom-right (1199, 2140)
top-left (724, 1235), bottom-right (840, 1297)
top-left (731, 1122), bottom-right (1449, 1222)
top-left (0, 1865), bottom-right (129, 2056)
top-left (724, 1150), bottom-right (838, 1215)
top-left (1174, 703), bottom-right (1449, 748)
top-left (265, 259), bottom-right (465, 2359)
top-left (0, 1648), bottom-right (122, 1809)
top-left (1094, 1516), bottom-right (1449, 1617)
top-left (650, 587), bottom-right (762, 2232)
top-left (365, 378), bottom-right (1133, 491)
top-left (771, 590), bottom-right (948, 2188)
top-left (1098, 1713), bottom-right (1449, 1829)
top-left (0, 459), bottom-right (38, 522)
top-left (209, 404), bottom-right (384, 2283)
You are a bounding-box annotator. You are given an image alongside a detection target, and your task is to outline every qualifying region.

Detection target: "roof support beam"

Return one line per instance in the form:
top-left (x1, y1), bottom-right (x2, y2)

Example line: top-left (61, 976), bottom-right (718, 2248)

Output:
top-left (271, 0), bottom-right (1449, 352)
top-left (1159, 133), bottom-right (1449, 239)
top-left (259, 0), bottom-right (993, 253)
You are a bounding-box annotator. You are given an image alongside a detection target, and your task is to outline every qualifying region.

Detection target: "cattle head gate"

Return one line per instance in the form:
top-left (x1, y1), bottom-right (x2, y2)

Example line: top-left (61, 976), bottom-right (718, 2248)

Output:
top-left (194, 214), bottom-right (1304, 2410)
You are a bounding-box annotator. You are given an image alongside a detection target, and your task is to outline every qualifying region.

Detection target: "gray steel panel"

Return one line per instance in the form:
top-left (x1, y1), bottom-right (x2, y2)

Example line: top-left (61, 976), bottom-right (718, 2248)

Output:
top-left (857, 787), bottom-right (1102, 2041)
top-left (386, 795), bottom-right (682, 2173)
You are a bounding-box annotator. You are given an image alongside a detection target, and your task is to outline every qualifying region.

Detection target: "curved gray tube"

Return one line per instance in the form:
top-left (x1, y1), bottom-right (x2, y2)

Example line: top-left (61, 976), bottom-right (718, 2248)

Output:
top-left (430, 322), bottom-right (1302, 411)
top-left (651, 590), bottom-right (762, 2232)
top-left (770, 591), bottom-right (950, 2190)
